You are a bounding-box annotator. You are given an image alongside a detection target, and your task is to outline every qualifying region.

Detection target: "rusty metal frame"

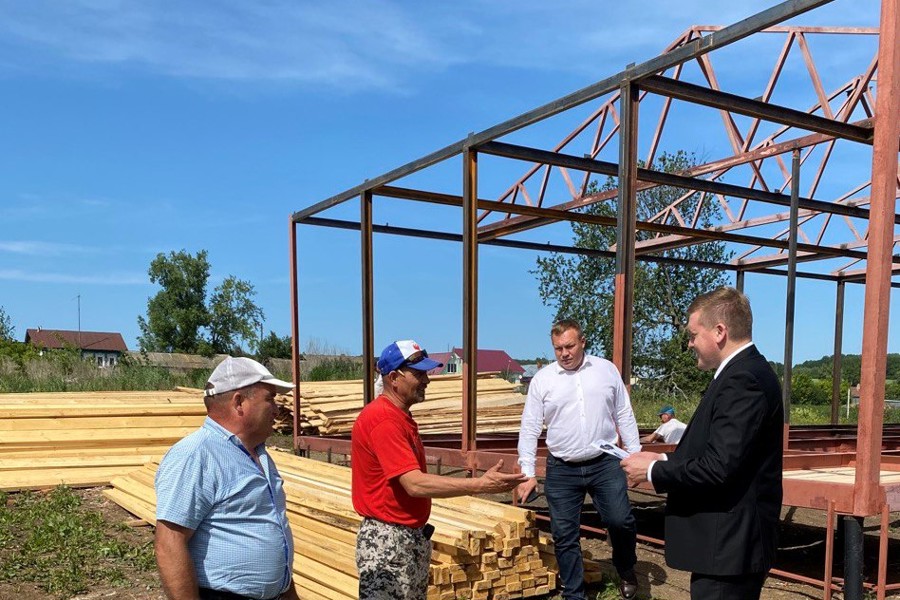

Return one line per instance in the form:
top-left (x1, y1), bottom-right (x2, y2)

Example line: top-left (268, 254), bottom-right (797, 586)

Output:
top-left (291, 0), bottom-right (900, 597)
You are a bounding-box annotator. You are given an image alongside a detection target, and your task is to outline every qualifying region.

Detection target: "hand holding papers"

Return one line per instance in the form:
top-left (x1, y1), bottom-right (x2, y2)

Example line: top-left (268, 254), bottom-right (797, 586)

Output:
top-left (590, 440), bottom-right (630, 460)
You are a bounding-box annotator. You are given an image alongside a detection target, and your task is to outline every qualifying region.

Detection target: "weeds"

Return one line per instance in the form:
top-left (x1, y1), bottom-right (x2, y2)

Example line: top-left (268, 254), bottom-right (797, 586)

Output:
top-left (0, 486), bottom-right (155, 597)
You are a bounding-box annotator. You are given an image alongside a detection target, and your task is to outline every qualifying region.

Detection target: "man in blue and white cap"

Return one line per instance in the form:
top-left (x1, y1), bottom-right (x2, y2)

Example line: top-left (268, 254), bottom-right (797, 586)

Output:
top-left (641, 405), bottom-right (687, 445)
top-left (351, 339), bottom-right (527, 600)
top-left (155, 356), bottom-right (299, 600)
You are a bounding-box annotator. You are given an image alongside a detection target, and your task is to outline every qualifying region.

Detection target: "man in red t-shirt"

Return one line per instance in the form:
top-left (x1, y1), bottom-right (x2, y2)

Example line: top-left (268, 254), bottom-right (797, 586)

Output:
top-left (352, 340), bottom-right (526, 600)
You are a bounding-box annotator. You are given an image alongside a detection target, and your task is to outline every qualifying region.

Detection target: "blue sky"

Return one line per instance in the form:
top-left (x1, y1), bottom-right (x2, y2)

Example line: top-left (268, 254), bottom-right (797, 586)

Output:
top-left (0, 0), bottom-right (894, 366)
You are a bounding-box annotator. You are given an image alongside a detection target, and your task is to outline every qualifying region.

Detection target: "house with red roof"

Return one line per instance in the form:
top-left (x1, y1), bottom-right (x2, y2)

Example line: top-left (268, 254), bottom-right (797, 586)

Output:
top-left (427, 348), bottom-right (525, 379)
top-left (25, 328), bottom-right (128, 367)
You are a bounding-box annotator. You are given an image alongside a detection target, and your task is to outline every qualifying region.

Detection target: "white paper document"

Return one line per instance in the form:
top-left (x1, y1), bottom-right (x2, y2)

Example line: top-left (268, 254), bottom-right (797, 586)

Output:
top-left (590, 441), bottom-right (630, 460)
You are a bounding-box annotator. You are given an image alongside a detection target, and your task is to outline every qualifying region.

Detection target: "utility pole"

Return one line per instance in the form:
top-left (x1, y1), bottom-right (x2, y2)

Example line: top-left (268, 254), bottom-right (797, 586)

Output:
top-left (76, 294), bottom-right (82, 351)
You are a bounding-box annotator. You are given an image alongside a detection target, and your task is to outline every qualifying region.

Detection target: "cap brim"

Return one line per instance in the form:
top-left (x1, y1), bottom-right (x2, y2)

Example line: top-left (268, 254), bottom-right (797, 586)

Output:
top-left (407, 357), bottom-right (443, 371)
top-left (261, 377), bottom-right (294, 393)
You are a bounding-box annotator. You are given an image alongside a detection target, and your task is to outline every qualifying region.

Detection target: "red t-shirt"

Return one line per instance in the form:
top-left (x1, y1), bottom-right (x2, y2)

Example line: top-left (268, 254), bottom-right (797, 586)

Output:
top-left (351, 396), bottom-right (431, 527)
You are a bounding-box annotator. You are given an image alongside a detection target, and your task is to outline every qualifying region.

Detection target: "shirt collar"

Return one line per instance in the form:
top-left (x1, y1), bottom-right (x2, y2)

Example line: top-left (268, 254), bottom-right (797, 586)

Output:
top-left (202, 416), bottom-right (266, 454)
top-left (555, 354), bottom-right (593, 374)
top-left (714, 342), bottom-right (754, 379)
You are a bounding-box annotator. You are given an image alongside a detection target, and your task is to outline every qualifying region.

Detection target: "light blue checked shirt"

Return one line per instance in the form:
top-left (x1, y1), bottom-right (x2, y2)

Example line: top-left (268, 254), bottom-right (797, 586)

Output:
top-left (155, 417), bottom-right (294, 599)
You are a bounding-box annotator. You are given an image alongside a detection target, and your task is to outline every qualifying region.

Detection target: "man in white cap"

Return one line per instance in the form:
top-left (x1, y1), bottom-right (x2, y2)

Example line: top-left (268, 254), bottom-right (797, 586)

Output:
top-left (352, 340), bottom-right (527, 600)
top-left (155, 356), bottom-right (298, 600)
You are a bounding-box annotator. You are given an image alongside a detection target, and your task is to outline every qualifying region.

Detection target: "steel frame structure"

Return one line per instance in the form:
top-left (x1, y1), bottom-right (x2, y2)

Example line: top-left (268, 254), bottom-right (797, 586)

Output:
top-left (290, 0), bottom-right (900, 597)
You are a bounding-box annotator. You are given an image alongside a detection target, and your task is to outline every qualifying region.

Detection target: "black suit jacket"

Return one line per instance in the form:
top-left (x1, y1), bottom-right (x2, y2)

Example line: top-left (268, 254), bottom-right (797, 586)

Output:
top-left (651, 345), bottom-right (783, 576)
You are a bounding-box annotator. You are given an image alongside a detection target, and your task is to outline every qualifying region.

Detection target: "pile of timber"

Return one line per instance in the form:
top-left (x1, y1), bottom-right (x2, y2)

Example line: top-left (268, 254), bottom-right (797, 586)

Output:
top-left (0, 388), bottom-right (206, 491)
top-left (282, 373), bottom-right (527, 436)
top-left (105, 452), bottom-right (603, 600)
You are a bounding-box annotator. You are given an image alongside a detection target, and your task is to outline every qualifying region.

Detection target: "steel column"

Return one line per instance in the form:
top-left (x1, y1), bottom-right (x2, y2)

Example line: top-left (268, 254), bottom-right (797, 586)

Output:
top-left (855, 0), bottom-right (899, 516)
top-left (736, 270), bottom-right (745, 293)
top-left (613, 82), bottom-right (639, 378)
top-left (462, 147), bottom-right (479, 454)
top-left (289, 220), bottom-right (301, 453)
top-left (832, 280), bottom-right (845, 425)
top-left (361, 190), bottom-right (375, 405)
top-left (783, 150), bottom-right (800, 446)
top-left (843, 515), bottom-right (864, 600)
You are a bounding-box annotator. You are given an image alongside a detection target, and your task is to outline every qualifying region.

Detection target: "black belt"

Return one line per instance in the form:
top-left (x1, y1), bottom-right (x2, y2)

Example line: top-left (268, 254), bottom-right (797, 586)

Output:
top-left (198, 587), bottom-right (280, 600)
top-left (550, 452), bottom-right (607, 467)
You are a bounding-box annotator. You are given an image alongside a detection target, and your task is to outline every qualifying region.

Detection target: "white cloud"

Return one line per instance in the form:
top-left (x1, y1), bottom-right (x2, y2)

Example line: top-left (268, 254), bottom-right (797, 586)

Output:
top-left (0, 268), bottom-right (146, 285)
top-left (0, 241), bottom-right (97, 256)
top-left (0, 0), bottom-right (879, 92)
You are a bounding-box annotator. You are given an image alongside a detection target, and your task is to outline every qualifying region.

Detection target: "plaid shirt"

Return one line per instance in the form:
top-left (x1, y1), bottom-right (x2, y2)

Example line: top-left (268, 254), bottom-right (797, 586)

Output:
top-left (156, 417), bottom-right (293, 599)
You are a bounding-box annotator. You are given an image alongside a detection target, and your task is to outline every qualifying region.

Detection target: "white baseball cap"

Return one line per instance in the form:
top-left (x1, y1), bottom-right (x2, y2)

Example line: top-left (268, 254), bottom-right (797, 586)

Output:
top-left (204, 356), bottom-right (293, 397)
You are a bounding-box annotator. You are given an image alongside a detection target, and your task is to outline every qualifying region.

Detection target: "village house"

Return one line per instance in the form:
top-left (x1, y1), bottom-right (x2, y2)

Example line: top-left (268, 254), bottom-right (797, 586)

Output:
top-left (25, 328), bottom-right (128, 367)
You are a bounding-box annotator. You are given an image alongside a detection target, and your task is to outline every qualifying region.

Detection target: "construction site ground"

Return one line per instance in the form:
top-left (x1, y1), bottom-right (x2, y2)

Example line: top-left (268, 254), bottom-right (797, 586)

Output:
top-left (2, 445), bottom-right (897, 600)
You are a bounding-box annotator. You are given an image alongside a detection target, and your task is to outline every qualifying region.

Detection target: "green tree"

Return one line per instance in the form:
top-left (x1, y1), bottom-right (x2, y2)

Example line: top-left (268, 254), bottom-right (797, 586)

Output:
top-left (208, 276), bottom-right (264, 354)
top-left (0, 306), bottom-right (13, 341)
top-left (138, 250), bottom-right (211, 354)
top-left (257, 331), bottom-right (293, 363)
top-left (137, 250), bottom-right (264, 355)
top-left (790, 373), bottom-right (830, 405)
top-left (533, 151), bottom-right (731, 395)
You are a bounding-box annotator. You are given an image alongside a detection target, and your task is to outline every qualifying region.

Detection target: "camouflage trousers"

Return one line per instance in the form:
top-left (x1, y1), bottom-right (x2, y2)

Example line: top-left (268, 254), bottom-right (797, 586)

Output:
top-left (356, 517), bottom-right (432, 600)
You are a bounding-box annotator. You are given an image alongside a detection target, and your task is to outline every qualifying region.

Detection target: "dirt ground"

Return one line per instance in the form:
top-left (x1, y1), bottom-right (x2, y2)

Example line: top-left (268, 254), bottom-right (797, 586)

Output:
top-left (2, 484), bottom-right (898, 600)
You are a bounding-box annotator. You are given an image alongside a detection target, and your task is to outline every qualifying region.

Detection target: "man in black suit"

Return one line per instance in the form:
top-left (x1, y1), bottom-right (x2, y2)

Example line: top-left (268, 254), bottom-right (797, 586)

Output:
top-left (621, 287), bottom-right (783, 600)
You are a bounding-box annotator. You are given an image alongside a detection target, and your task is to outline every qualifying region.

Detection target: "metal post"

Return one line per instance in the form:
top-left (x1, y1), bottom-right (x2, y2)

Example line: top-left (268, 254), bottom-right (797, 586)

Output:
top-left (289, 220), bottom-right (301, 453)
top-left (613, 81), bottom-right (639, 380)
top-left (361, 190), bottom-right (375, 405)
top-left (462, 146), bottom-right (479, 454)
top-left (842, 515), bottom-right (864, 600)
top-left (855, 0), bottom-right (898, 516)
top-left (832, 280), bottom-right (845, 425)
top-left (735, 270), bottom-right (745, 293)
top-left (782, 149), bottom-right (800, 446)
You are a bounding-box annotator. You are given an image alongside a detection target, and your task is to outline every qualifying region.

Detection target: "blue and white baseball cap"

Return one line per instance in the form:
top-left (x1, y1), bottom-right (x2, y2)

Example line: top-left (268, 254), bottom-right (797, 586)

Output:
top-left (377, 340), bottom-right (443, 374)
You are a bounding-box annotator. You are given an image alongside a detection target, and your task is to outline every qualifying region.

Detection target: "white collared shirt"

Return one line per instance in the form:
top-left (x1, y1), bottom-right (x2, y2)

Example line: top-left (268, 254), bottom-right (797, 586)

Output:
top-left (517, 354), bottom-right (641, 478)
top-left (647, 341), bottom-right (756, 483)
top-left (714, 341), bottom-right (754, 380)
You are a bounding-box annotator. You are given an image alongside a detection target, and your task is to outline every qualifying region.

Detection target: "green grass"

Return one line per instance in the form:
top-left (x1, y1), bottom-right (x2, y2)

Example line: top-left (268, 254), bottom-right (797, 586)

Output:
top-left (0, 486), bottom-right (155, 597)
top-left (628, 389), bottom-right (900, 428)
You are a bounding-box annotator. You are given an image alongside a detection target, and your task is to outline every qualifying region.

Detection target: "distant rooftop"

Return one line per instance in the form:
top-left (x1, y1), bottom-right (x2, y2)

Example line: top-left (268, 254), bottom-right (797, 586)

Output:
top-left (25, 328), bottom-right (128, 353)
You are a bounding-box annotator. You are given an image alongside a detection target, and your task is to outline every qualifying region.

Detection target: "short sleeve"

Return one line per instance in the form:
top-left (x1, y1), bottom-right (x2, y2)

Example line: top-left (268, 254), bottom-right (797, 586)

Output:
top-left (155, 447), bottom-right (216, 529)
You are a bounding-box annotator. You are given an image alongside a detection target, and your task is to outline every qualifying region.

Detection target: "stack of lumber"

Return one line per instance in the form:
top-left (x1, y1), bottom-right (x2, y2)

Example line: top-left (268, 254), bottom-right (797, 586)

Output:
top-left (104, 452), bottom-right (603, 600)
top-left (282, 374), bottom-right (527, 436)
top-left (0, 389), bottom-right (205, 491)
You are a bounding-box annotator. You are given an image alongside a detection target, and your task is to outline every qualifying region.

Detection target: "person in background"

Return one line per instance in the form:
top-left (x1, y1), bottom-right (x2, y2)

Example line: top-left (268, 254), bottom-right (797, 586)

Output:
top-left (155, 356), bottom-right (298, 600)
top-left (515, 319), bottom-right (641, 600)
top-left (352, 339), bottom-right (526, 600)
top-left (640, 405), bottom-right (687, 445)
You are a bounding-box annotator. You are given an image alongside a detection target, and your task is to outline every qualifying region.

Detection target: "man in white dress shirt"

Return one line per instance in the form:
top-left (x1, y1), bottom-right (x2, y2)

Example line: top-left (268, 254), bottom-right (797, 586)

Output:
top-left (516, 319), bottom-right (641, 600)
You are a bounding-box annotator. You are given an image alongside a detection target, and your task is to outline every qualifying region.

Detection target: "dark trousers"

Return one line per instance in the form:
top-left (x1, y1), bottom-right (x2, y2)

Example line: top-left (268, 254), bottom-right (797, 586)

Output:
top-left (544, 453), bottom-right (637, 600)
top-left (198, 588), bottom-right (280, 600)
top-left (690, 572), bottom-right (766, 600)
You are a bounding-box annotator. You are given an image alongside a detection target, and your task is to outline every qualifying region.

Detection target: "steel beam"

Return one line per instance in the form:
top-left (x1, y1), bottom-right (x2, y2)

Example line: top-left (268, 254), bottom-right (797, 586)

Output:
top-left (613, 82), bottom-right (639, 378)
top-left (855, 0), bottom-right (899, 517)
top-left (832, 281), bottom-right (845, 425)
top-left (376, 184), bottom-right (870, 261)
top-left (476, 141), bottom-right (882, 225)
top-left (462, 147), bottom-right (478, 454)
top-left (783, 150), bottom-right (800, 446)
top-left (298, 216), bottom-right (900, 288)
top-left (289, 220), bottom-right (301, 453)
top-left (360, 191), bottom-right (375, 405)
top-left (640, 75), bottom-right (874, 144)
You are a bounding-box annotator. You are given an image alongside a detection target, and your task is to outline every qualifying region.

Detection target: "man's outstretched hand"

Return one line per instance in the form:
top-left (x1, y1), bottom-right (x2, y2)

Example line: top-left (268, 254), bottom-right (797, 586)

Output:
top-left (478, 460), bottom-right (529, 494)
